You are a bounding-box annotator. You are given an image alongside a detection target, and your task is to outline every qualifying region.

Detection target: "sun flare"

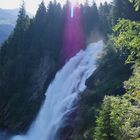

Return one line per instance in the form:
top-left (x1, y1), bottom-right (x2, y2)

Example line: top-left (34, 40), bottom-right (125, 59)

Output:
top-left (70, 0), bottom-right (78, 6)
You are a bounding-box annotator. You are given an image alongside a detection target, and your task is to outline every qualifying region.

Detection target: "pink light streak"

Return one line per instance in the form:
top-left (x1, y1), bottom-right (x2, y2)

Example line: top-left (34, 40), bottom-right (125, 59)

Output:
top-left (64, 2), bottom-right (84, 61)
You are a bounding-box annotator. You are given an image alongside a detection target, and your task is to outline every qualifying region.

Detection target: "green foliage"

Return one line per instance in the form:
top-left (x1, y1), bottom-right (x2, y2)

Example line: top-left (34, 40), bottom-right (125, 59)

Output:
top-left (124, 62), bottom-right (140, 94)
top-left (94, 97), bottom-right (114, 140)
top-left (130, 0), bottom-right (140, 11)
top-left (94, 95), bottom-right (140, 140)
top-left (113, 19), bottom-right (140, 63)
top-left (113, 18), bottom-right (140, 97)
top-left (94, 12), bottom-right (140, 140)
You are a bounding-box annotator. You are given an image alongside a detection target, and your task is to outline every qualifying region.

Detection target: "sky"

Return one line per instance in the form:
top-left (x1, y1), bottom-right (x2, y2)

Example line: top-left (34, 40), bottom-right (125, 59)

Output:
top-left (0, 0), bottom-right (112, 14)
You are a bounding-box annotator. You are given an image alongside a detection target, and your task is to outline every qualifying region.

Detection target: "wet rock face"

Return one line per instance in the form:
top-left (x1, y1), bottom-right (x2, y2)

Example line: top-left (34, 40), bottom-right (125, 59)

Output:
top-left (59, 125), bottom-right (73, 140)
top-left (0, 131), bottom-right (11, 140)
top-left (58, 108), bottom-right (78, 140)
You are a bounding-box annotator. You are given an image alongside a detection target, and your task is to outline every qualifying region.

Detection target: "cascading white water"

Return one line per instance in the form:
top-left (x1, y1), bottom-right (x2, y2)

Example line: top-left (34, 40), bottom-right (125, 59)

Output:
top-left (11, 41), bottom-right (103, 140)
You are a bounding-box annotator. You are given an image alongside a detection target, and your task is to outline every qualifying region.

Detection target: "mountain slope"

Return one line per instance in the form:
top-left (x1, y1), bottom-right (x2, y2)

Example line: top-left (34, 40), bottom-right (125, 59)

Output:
top-left (0, 8), bottom-right (32, 44)
top-left (0, 9), bottom-right (19, 44)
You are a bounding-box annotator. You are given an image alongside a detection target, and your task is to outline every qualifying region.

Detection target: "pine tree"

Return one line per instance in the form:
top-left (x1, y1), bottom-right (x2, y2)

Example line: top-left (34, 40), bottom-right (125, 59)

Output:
top-left (99, 2), bottom-right (112, 39)
top-left (94, 97), bottom-right (114, 140)
top-left (15, 2), bottom-right (30, 34)
top-left (82, 1), bottom-right (99, 37)
top-left (82, 2), bottom-right (92, 36)
top-left (112, 0), bottom-right (140, 25)
top-left (35, 1), bottom-right (47, 26)
top-left (0, 2), bottom-right (30, 64)
top-left (91, 1), bottom-right (99, 29)
top-left (28, 1), bottom-right (47, 59)
top-left (0, 0), bottom-right (64, 132)
top-left (111, 0), bottom-right (123, 25)
top-left (45, 1), bottom-right (63, 60)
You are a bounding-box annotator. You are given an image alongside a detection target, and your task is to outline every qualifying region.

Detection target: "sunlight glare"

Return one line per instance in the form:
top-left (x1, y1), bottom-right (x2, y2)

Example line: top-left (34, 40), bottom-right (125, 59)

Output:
top-left (70, 0), bottom-right (78, 6)
top-left (0, 0), bottom-right (112, 14)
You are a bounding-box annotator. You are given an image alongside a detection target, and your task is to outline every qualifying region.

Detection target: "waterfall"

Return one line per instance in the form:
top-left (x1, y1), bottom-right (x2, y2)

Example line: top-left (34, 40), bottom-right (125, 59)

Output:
top-left (11, 41), bottom-right (103, 140)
